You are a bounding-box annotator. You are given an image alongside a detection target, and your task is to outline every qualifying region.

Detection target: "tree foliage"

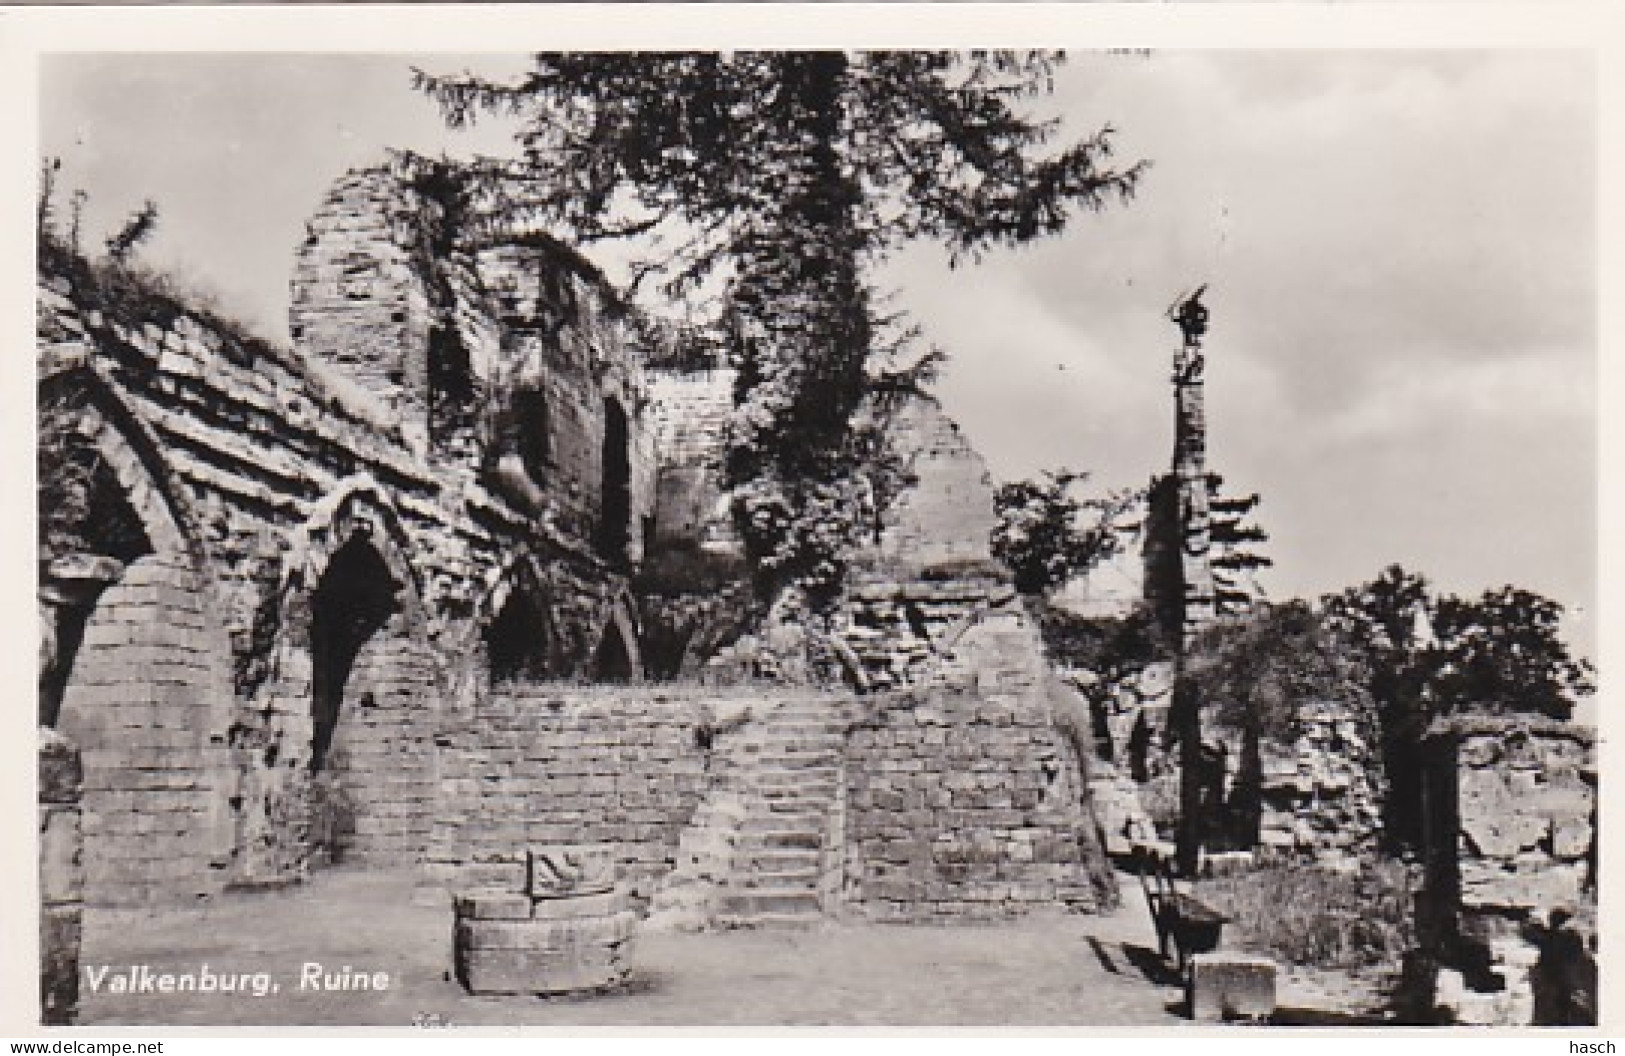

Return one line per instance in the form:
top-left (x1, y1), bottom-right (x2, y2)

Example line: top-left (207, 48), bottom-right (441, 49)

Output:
top-left (1322, 564), bottom-right (1594, 853)
top-left (415, 51), bottom-right (1144, 604)
top-left (1323, 564), bottom-right (1593, 723)
top-left (1186, 599), bottom-right (1372, 749)
top-left (991, 469), bottom-right (1140, 596)
top-left (104, 199), bottom-right (160, 266)
top-left (1206, 472), bottom-right (1272, 616)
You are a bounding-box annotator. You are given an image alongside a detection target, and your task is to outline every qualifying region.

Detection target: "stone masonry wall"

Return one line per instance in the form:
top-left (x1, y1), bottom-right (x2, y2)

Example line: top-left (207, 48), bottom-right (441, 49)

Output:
top-left (844, 602), bottom-right (1111, 920)
top-left (54, 553), bottom-right (237, 904)
top-left (37, 160), bottom-right (659, 903)
top-left (1255, 695), bottom-right (1384, 865)
top-left (645, 367), bottom-right (739, 556)
top-left (426, 688), bottom-right (721, 908)
top-left (864, 396), bottom-right (999, 579)
top-left (1425, 718), bottom-right (1595, 919)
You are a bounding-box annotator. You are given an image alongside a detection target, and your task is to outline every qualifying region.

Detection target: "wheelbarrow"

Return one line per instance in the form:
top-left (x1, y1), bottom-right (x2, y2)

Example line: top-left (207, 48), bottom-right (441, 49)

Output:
top-left (1137, 850), bottom-right (1229, 973)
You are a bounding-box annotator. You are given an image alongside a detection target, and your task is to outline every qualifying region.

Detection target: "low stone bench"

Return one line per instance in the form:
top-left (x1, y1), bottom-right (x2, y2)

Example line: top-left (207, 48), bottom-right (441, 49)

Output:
top-left (453, 845), bottom-right (637, 996)
top-left (1187, 952), bottom-right (1278, 1023)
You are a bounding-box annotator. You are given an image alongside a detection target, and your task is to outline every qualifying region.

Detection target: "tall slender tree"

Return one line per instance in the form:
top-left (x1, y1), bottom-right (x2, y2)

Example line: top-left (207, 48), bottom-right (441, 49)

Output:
top-left (416, 52), bottom-right (1144, 607)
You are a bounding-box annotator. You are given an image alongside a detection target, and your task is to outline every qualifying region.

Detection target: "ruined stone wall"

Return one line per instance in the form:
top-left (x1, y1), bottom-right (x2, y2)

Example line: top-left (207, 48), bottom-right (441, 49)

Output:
top-left (1255, 696), bottom-right (1384, 865)
top-left (840, 579), bottom-right (1007, 692)
top-left (863, 396), bottom-right (1000, 579)
top-left (425, 687), bottom-right (720, 908)
top-left (1414, 717), bottom-right (1597, 1025)
top-left (40, 729), bottom-right (83, 1025)
top-left (1424, 718), bottom-right (1595, 920)
top-left (37, 164), bottom-right (659, 903)
top-left (288, 165), bottom-right (440, 448)
top-left (291, 163), bottom-right (655, 558)
top-left (844, 603), bottom-right (1111, 920)
top-left (54, 552), bottom-right (237, 900)
top-left (645, 367), bottom-right (738, 556)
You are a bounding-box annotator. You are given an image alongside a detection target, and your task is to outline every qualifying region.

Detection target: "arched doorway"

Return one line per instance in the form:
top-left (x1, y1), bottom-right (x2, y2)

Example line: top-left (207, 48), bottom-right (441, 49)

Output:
top-left (40, 385), bottom-right (234, 905)
top-left (302, 528), bottom-right (438, 868)
top-left (485, 587), bottom-right (556, 687)
top-left (592, 601), bottom-right (642, 684)
top-left (309, 534), bottom-right (399, 774)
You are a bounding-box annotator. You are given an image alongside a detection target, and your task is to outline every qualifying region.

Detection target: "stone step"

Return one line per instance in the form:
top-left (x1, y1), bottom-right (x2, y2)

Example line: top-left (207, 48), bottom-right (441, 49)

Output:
top-left (757, 720), bottom-right (845, 734)
top-left (750, 763), bottom-right (838, 779)
top-left (742, 829), bottom-right (824, 851)
top-left (719, 887), bottom-right (822, 916)
top-left (742, 752), bottom-right (841, 770)
top-left (740, 812), bottom-right (827, 834)
top-left (762, 796), bottom-right (834, 815)
top-left (754, 734), bottom-right (844, 747)
top-left (737, 848), bottom-right (822, 873)
top-left (761, 722), bottom-right (844, 736)
top-left (717, 911), bottom-right (823, 930)
top-left (757, 784), bottom-right (837, 802)
top-left (738, 866), bottom-right (821, 889)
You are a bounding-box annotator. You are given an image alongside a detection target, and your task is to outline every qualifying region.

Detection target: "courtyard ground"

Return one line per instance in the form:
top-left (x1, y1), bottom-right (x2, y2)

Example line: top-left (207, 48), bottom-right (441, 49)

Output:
top-left (75, 866), bottom-right (1386, 1028)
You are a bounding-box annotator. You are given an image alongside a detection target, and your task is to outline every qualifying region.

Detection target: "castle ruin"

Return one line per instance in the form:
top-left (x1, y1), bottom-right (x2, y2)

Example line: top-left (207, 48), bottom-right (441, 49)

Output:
top-left (36, 156), bottom-right (1115, 928)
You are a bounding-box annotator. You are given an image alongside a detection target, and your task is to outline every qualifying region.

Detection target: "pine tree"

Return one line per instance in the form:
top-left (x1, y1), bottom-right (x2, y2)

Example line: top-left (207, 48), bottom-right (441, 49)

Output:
top-left (415, 51), bottom-right (1144, 605)
top-left (1206, 472), bottom-right (1272, 616)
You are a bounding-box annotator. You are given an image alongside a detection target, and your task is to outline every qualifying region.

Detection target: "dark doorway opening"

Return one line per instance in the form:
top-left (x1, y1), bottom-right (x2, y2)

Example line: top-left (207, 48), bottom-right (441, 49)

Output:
top-left (594, 620), bottom-right (636, 683)
top-left (309, 533), bottom-right (398, 772)
top-left (514, 387), bottom-right (553, 483)
top-left (486, 589), bottom-right (554, 686)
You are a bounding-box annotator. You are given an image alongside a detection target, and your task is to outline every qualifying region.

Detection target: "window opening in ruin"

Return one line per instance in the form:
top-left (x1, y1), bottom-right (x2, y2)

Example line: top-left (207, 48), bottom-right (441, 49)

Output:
top-left (308, 533), bottom-right (399, 772)
top-left (486, 589), bottom-right (554, 685)
top-left (594, 620), bottom-right (636, 683)
top-left (514, 387), bottom-right (552, 482)
top-left (598, 397), bottom-right (632, 565)
top-left (428, 325), bottom-right (478, 454)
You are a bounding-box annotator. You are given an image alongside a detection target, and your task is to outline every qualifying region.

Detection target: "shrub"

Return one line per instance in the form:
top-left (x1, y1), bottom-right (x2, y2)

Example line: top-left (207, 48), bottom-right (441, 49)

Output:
top-left (1198, 859), bottom-right (1417, 971)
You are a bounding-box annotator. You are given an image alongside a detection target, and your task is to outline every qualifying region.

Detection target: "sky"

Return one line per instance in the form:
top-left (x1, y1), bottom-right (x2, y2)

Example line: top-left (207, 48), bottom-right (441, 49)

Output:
top-left (39, 49), bottom-right (1596, 656)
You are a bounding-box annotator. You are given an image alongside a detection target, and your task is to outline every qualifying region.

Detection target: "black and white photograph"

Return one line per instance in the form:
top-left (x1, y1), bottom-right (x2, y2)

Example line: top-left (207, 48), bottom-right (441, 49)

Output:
top-left (20, 12), bottom-right (1603, 1033)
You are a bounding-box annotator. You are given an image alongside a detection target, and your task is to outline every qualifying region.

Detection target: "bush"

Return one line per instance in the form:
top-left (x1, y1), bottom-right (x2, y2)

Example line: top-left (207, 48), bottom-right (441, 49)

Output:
top-left (1198, 859), bottom-right (1416, 970)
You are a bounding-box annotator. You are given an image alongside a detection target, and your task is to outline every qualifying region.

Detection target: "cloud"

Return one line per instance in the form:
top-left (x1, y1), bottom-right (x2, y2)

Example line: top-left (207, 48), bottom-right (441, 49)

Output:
top-left (899, 50), bottom-right (1594, 650)
top-left (1317, 350), bottom-right (1593, 444)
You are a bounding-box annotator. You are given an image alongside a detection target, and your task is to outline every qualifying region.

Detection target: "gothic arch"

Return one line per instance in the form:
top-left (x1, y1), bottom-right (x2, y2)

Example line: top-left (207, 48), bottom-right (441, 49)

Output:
top-left (270, 481), bottom-right (437, 867)
top-left (39, 361), bottom-right (203, 564)
top-left (38, 363), bottom-right (234, 904)
top-left (593, 588), bottom-right (643, 683)
top-left (476, 550), bottom-right (563, 688)
top-left (280, 475), bottom-right (426, 637)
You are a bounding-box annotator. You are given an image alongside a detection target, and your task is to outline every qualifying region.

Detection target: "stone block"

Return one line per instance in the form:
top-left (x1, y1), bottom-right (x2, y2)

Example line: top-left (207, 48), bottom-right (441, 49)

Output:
top-left (1187, 953), bottom-right (1277, 1023)
top-left (457, 911), bottom-right (636, 951)
top-left (1552, 814), bottom-right (1593, 860)
top-left (40, 904), bottom-right (81, 1025)
top-left (456, 942), bottom-right (632, 996)
top-left (39, 806), bottom-right (83, 905)
top-left (1461, 861), bottom-right (1585, 914)
top-left (461, 861), bottom-right (527, 890)
top-left (39, 731), bottom-right (83, 805)
top-left (528, 844), bottom-right (617, 899)
top-left (453, 890), bottom-right (533, 920)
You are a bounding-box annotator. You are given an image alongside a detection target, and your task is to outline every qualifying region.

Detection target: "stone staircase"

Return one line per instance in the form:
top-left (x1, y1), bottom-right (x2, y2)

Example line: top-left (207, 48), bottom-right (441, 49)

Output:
top-left (647, 696), bottom-right (848, 930)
